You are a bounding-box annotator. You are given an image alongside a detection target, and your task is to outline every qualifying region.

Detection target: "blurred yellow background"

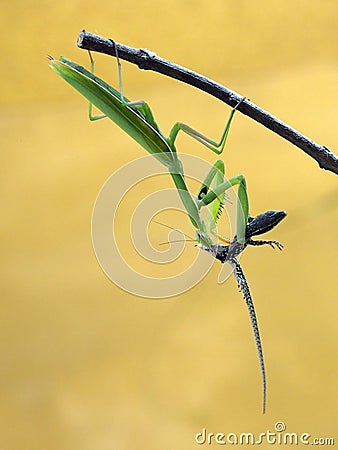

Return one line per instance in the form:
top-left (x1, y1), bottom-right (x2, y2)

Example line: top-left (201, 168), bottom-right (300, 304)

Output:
top-left (1, 1), bottom-right (337, 449)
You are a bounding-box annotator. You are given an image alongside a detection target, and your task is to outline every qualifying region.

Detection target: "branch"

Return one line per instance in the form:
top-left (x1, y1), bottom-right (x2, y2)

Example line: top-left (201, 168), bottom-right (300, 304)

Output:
top-left (77, 30), bottom-right (337, 175)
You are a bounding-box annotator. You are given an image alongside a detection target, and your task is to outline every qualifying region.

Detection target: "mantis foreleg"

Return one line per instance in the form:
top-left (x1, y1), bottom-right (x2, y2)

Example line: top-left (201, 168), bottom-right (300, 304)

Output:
top-left (194, 159), bottom-right (229, 243)
top-left (197, 171), bottom-right (249, 245)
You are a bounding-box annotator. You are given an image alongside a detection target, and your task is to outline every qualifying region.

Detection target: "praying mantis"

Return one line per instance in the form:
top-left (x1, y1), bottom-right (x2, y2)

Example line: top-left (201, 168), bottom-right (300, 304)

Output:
top-left (48, 45), bottom-right (286, 414)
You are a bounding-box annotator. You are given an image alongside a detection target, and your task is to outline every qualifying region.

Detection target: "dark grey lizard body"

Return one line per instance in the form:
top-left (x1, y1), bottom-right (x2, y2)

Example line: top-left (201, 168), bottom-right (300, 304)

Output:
top-left (198, 210), bottom-right (286, 414)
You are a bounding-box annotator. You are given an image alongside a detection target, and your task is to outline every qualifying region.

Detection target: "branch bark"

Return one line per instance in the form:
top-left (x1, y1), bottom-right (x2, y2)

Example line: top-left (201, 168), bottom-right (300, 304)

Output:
top-left (77, 30), bottom-right (337, 175)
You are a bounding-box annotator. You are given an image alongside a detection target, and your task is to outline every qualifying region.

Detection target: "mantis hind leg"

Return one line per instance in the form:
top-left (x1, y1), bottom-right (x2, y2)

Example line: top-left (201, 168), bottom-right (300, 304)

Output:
top-left (168, 97), bottom-right (245, 154)
top-left (87, 47), bottom-right (137, 120)
top-left (87, 49), bottom-right (163, 134)
top-left (87, 51), bottom-right (106, 121)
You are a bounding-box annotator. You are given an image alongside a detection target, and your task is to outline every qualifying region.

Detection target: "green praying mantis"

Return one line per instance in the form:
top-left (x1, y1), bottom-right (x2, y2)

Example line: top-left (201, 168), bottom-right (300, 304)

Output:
top-left (48, 44), bottom-right (286, 414)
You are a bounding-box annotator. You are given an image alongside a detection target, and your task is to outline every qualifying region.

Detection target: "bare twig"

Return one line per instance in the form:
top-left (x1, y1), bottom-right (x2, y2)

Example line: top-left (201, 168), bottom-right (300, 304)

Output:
top-left (77, 30), bottom-right (337, 175)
